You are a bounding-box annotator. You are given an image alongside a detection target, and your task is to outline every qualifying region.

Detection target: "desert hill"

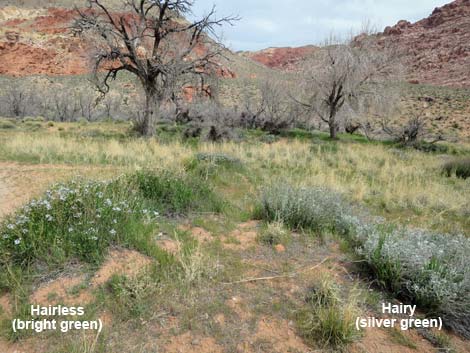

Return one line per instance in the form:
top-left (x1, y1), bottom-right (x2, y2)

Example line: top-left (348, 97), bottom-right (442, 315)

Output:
top-left (239, 45), bottom-right (318, 71)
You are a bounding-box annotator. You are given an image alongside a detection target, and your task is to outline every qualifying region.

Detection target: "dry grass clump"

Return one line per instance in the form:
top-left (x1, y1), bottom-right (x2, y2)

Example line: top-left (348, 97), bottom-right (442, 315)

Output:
top-left (256, 221), bottom-right (290, 246)
top-left (297, 272), bottom-right (361, 350)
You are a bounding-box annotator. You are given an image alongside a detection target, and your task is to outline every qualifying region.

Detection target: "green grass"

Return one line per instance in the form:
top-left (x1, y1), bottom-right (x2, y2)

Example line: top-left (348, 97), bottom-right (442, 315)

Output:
top-left (132, 169), bottom-right (224, 215)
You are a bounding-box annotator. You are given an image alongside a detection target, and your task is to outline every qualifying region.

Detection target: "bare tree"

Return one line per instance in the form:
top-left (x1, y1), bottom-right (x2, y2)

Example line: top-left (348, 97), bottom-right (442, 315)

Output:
top-left (51, 90), bottom-right (80, 122)
top-left (382, 107), bottom-right (444, 145)
top-left (101, 92), bottom-right (121, 120)
top-left (74, 0), bottom-right (238, 136)
top-left (295, 35), bottom-right (402, 139)
top-left (4, 86), bottom-right (30, 117)
top-left (240, 77), bottom-right (296, 133)
top-left (78, 89), bottom-right (97, 121)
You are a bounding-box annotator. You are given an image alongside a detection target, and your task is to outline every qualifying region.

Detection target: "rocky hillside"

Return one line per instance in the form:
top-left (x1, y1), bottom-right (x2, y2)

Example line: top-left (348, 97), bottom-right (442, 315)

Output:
top-left (0, 7), bottom-right (91, 76)
top-left (379, 0), bottom-right (470, 87)
top-left (240, 45), bottom-right (317, 71)
top-left (244, 0), bottom-right (470, 88)
top-left (0, 3), bottom-right (241, 78)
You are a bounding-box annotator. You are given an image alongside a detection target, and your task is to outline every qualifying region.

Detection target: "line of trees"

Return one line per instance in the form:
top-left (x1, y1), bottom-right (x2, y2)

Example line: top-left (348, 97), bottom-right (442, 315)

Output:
top-left (0, 84), bottom-right (125, 122)
top-left (0, 0), bottom-right (442, 145)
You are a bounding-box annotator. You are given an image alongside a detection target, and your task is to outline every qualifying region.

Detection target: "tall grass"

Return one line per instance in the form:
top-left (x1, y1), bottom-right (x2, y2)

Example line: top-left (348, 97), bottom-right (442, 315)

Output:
top-left (1, 131), bottom-right (467, 233)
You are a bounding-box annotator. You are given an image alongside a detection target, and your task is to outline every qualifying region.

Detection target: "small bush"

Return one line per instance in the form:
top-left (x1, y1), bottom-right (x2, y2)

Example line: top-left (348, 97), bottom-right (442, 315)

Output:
top-left (258, 184), bottom-right (351, 235)
top-left (412, 141), bottom-right (449, 154)
top-left (0, 120), bottom-right (16, 129)
top-left (297, 273), bottom-right (361, 349)
top-left (195, 152), bottom-right (242, 167)
top-left (104, 272), bottom-right (156, 320)
top-left (257, 221), bottom-right (289, 246)
top-left (185, 153), bottom-right (243, 180)
top-left (131, 170), bottom-right (223, 215)
top-left (442, 158), bottom-right (470, 179)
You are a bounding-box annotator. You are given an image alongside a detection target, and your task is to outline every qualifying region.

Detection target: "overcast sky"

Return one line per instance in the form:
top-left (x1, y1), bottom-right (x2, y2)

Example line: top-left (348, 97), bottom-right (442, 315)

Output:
top-left (190, 0), bottom-right (450, 51)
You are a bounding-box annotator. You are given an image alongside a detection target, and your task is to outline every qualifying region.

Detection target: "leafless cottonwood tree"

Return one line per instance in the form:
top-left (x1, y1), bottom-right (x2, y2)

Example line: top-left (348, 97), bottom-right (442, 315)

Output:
top-left (382, 106), bottom-right (444, 145)
top-left (295, 35), bottom-right (403, 139)
top-left (240, 77), bottom-right (297, 133)
top-left (4, 85), bottom-right (31, 117)
top-left (74, 0), bottom-right (238, 136)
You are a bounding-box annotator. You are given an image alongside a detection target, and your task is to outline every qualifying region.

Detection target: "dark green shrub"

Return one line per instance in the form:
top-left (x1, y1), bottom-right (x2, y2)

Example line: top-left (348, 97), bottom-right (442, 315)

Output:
top-left (0, 120), bottom-right (16, 129)
top-left (442, 158), bottom-right (470, 179)
top-left (412, 141), bottom-right (449, 154)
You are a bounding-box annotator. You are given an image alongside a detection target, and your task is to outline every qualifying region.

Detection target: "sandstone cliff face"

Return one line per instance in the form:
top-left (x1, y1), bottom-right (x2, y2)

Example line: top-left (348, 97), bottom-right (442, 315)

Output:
top-left (0, 7), bottom-right (92, 76)
top-left (243, 0), bottom-right (470, 88)
top-left (379, 0), bottom-right (470, 87)
top-left (0, 6), bottom-right (236, 78)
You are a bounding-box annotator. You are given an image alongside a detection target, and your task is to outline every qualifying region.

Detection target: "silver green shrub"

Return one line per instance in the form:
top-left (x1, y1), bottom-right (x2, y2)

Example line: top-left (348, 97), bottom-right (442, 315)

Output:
top-left (259, 184), bottom-right (352, 235)
top-left (354, 224), bottom-right (470, 338)
top-left (258, 184), bottom-right (470, 338)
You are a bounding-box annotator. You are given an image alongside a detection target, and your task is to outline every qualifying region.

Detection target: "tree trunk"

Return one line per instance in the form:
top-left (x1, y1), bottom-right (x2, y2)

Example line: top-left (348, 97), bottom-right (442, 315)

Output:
top-left (142, 88), bottom-right (158, 137)
top-left (329, 124), bottom-right (338, 139)
top-left (328, 114), bottom-right (338, 140)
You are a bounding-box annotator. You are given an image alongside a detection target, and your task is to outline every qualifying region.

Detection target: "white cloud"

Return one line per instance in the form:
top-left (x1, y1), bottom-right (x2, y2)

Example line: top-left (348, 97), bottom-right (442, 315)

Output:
top-left (249, 18), bottom-right (278, 33)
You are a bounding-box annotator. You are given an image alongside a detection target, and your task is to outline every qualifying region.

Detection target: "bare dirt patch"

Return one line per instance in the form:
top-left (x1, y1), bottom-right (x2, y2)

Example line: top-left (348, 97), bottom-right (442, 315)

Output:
top-left (91, 248), bottom-right (152, 287)
top-left (249, 316), bottom-right (311, 353)
top-left (163, 332), bottom-right (224, 353)
top-left (350, 327), bottom-right (436, 353)
top-left (30, 273), bottom-right (90, 306)
top-left (28, 248), bottom-right (152, 307)
top-left (223, 221), bottom-right (260, 250)
top-left (157, 238), bottom-right (181, 255)
top-left (178, 225), bottom-right (214, 243)
top-left (0, 294), bottom-right (12, 316)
